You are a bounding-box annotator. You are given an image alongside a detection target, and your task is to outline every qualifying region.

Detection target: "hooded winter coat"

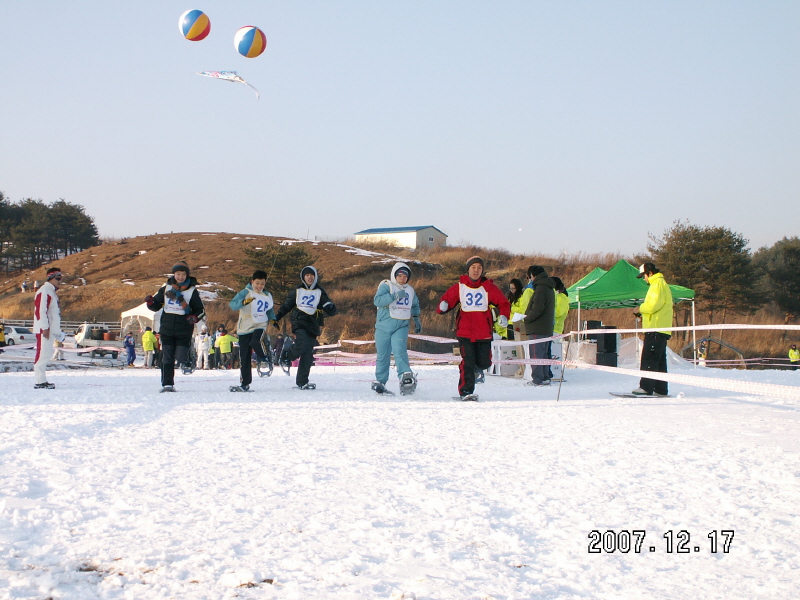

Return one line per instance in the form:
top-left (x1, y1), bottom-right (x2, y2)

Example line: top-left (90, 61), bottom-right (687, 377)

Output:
top-left (437, 274), bottom-right (510, 341)
top-left (374, 262), bottom-right (420, 334)
top-left (639, 272), bottom-right (673, 334)
top-left (520, 273), bottom-right (556, 336)
top-left (274, 266), bottom-right (337, 337)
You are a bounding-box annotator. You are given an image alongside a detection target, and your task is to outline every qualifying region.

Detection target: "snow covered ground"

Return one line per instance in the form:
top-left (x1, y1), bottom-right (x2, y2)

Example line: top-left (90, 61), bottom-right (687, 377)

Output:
top-left (2, 360), bottom-right (800, 600)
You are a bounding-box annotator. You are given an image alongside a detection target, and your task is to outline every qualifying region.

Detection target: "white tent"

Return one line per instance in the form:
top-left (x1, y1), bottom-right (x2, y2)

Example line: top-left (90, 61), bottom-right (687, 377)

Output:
top-left (120, 303), bottom-right (161, 336)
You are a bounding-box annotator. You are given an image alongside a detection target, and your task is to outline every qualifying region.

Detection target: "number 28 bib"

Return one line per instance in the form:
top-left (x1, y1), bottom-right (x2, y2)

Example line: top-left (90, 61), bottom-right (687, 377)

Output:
top-left (296, 288), bottom-right (322, 315)
top-left (250, 291), bottom-right (274, 323)
top-left (459, 284), bottom-right (489, 312)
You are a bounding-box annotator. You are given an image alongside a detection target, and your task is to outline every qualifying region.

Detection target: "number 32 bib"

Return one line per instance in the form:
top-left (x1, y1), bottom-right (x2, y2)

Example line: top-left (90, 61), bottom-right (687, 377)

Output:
top-left (459, 284), bottom-right (489, 312)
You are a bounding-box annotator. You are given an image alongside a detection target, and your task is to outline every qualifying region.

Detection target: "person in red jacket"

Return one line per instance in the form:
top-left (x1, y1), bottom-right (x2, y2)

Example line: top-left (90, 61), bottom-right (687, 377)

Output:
top-left (437, 256), bottom-right (510, 400)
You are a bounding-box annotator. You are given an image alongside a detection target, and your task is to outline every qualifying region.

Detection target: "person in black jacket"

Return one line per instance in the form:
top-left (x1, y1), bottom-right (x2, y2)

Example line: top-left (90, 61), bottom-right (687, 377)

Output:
top-left (521, 265), bottom-right (556, 387)
top-left (145, 261), bottom-right (205, 392)
top-left (272, 266), bottom-right (336, 389)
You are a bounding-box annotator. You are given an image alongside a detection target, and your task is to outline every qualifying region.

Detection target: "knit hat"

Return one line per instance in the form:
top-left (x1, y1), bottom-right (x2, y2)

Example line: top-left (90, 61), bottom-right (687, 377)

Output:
top-left (465, 256), bottom-right (484, 271)
top-left (395, 265), bottom-right (411, 279)
top-left (172, 261), bottom-right (190, 275)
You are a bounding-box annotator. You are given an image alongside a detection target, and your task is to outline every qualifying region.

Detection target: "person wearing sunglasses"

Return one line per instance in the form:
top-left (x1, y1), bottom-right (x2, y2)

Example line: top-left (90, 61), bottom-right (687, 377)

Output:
top-left (33, 267), bottom-right (65, 389)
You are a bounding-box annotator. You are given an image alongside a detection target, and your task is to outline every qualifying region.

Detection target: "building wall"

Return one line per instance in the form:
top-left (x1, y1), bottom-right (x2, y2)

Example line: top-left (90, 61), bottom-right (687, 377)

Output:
top-left (355, 228), bottom-right (447, 249)
top-left (355, 231), bottom-right (418, 248)
top-left (416, 228), bottom-right (447, 248)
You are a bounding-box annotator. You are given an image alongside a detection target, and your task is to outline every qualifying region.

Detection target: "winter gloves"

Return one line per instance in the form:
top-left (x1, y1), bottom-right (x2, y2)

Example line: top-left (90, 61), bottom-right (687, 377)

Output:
top-left (394, 289), bottom-right (408, 301)
top-left (413, 316), bottom-right (422, 334)
top-left (439, 301), bottom-right (449, 312)
top-left (497, 315), bottom-right (508, 328)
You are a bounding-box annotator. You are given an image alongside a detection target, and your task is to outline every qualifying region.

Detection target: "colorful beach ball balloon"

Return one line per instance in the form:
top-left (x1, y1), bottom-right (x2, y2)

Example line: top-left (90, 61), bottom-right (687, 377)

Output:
top-left (179, 9), bottom-right (211, 41)
top-left (234, 26), bottom-right (267, 58)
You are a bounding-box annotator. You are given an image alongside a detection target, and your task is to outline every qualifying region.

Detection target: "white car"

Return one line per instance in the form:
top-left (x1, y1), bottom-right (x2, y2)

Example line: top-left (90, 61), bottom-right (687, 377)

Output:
top-left (4, 326), bottom-right (34, 345)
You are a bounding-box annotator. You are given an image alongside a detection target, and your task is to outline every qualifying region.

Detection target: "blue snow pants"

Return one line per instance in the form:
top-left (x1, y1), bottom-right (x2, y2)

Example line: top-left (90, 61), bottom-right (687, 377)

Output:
top-left (375, 325), bottom-right (411, 385)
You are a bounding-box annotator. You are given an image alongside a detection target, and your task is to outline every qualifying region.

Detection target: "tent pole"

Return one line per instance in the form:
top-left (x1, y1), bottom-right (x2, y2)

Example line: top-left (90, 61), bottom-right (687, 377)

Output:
top-left (692, 300), bottom-right (697, 369)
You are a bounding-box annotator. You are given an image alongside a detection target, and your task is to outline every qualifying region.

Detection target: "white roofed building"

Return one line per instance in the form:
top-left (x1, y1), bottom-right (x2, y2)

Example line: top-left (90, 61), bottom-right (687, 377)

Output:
top-left (353, 226), bottom-right (447, 249)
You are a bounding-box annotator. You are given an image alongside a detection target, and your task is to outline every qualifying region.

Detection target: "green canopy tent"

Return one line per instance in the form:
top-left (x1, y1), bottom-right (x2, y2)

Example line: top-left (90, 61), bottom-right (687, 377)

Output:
top-left (567, 260), bottom-right (697, 357)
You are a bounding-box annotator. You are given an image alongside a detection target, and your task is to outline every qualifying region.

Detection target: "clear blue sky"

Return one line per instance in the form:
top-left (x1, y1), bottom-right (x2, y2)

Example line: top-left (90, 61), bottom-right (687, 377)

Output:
top-left (1, 1), bottom-right (798, 256)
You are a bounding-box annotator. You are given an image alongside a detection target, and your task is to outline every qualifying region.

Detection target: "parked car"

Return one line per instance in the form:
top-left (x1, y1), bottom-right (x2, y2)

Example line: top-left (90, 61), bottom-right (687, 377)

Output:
top-left (4, 326), bottom-right (34, 345)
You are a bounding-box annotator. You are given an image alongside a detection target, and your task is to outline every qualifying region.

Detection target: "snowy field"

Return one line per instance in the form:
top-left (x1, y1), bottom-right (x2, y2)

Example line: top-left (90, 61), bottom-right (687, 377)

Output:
top-left (2, 360), bottom-right (800, 600)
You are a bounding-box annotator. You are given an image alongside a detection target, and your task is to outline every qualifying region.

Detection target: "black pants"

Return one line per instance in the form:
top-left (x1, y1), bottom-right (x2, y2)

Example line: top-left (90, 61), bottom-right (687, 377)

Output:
top-left (458, 338), bottom-right (492, 396)
top-left (237, 329), bottom-right (268, 387)
top-left (285, 329), bottom-right (317, 387)
top-left (639, 332), bottom-right (670, 395)
top-left (160, 334), bottom-right (191, 387)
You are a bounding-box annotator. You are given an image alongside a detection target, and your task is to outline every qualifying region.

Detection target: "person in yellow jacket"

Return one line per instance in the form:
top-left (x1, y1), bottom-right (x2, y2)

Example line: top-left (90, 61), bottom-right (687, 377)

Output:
top-left (214, 329), bottom-right (238, 369)
top-left (141, 327), bottom-right (158, 368)
top-left (632, 263), bottom-right (673, 396)
top-left (789, 344), bottom-right (800, 370)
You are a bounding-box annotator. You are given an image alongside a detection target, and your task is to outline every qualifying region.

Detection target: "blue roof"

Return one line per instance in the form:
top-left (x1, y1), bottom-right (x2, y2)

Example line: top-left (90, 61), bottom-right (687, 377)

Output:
top-left (354, 226), bottom-right (447, 236)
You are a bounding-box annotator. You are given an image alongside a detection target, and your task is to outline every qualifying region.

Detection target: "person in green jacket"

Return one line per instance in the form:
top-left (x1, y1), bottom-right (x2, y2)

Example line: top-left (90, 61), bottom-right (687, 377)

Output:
top-left (632, 263), bottom-right (673, 396)
top-left (141, 327), bottom-right (158, 369)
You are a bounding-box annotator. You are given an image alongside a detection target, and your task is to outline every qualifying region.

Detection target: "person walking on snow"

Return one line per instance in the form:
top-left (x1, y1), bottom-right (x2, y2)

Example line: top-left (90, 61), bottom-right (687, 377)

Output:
top-left (123, 332), bottom-right (136, 366)
top-left (273, 266), bottom-right (337, 390)
top-left (436, 256), bottom-right (510, 400)
top-left (228, 270), bottom-right (277, 391)
top-left (372, 262), bottom-right (422, 395)
top-left (145, 261), bottom-right (205, 392)
top-left (33, 268), bottom-right (64, 389)
top-left (632, 262), bottom-right (673, 396)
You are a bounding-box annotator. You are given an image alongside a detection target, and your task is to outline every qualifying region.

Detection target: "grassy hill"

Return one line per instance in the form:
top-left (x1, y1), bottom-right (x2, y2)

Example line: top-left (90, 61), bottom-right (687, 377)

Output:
top-left (0, 233), bottom-right (792, 360)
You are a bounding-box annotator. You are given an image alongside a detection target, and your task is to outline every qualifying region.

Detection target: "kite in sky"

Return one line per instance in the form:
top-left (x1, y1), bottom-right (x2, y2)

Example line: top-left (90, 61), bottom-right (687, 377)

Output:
top-left (195, 71), bottom-right (260, 99)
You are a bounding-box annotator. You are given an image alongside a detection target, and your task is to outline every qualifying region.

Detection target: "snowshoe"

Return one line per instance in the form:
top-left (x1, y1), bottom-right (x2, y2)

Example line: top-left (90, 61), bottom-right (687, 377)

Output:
top-left (296, 382), bottom-right (316, 390)
top-left (160, 385), bottom-right (176, 393)
top-left (34, 382), bottom-right (55, 390)
top-left (257, 360), bottom-right (273, 378)
top-left (229, 385), bottom-right (251, 393)
top-left (399, 372), bottom-right (417, 396)
top-left (454, 393), bottom-right (479, 402)
top-left (371, 381), bottom-right (394, 395)
top-left (474, 370), bottom-right (485, 384)
top-left (279, 353), bottom-right (291, 375)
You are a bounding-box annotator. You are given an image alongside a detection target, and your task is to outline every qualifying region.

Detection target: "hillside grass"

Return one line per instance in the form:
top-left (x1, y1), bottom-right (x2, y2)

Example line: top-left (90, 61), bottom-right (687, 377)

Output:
top-left (0, 235), bottom-right (796, 362)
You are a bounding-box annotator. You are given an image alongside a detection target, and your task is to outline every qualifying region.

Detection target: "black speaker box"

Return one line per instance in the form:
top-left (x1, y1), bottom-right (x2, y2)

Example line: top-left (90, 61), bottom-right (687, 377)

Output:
top-left (597, 326), bottom-right (617, 353)
top-left (596, 352), bottom-right (618, 367)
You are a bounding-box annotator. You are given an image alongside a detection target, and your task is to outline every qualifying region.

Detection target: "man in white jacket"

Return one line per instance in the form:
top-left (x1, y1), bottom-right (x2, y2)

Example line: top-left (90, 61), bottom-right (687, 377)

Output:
top-left (33, 268), bottom-right (64, 389)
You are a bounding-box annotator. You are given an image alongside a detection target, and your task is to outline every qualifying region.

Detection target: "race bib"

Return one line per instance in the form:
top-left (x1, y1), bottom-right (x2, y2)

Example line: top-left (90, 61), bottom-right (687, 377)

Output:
top-left (250, 291), bottom-right (274, 323)
top-left (164, 287), bottom-right (193, 315)
top-left (296, 288), bottom-right (322, 315)
top-left (388, 282), bottom-right (414, 320)
top-left (459, 284), bottom-right (489, 312)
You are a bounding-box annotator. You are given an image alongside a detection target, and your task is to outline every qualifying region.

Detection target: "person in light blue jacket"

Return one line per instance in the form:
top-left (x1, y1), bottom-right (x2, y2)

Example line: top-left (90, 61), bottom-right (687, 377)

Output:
top-left (228, 269), bottom-right (277, 392)
top-left (372, 262), bottom-right (422, 395)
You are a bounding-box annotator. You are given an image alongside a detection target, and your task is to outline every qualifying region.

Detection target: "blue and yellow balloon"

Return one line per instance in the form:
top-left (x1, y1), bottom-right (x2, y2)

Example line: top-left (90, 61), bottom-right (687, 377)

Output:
top-left (234, 26), bottom-right (267, 58)
top-left (179, 9), bottom-right (211, 41)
